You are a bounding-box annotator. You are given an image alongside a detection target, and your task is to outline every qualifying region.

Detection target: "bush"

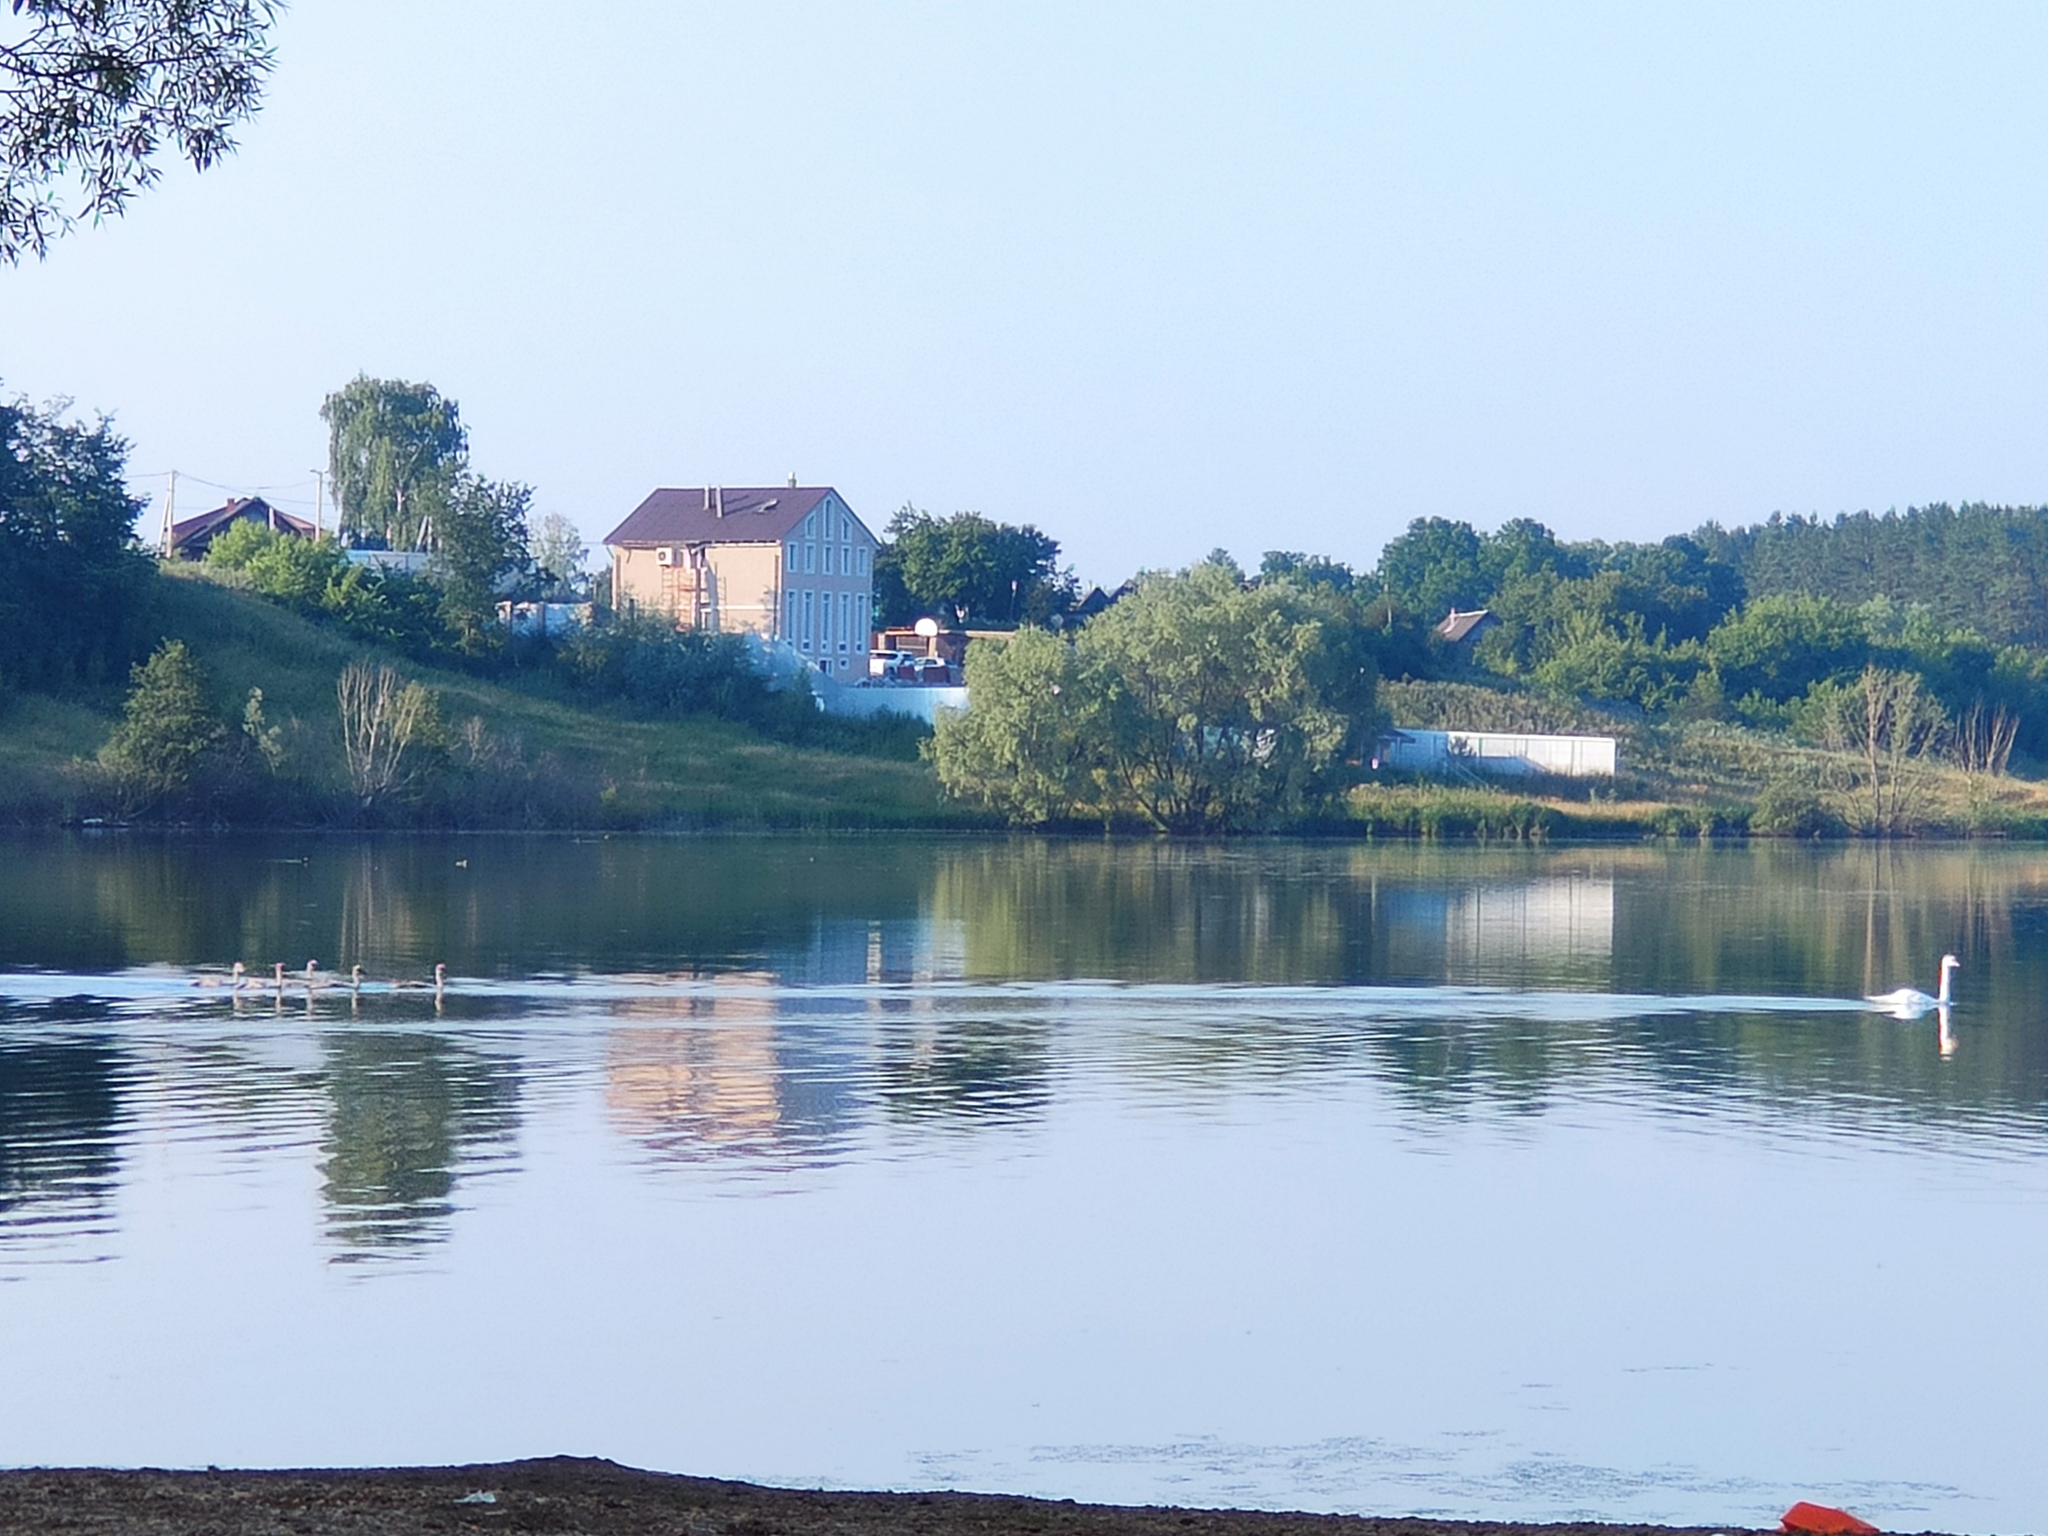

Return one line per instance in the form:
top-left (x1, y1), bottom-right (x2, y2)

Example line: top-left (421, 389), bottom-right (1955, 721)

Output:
top-left (1749, 778), bottom-right (1848, 838)
top-left (208, 523), bottom-right (448, 657)
top-left (555, 614), bottom-right (793, 722)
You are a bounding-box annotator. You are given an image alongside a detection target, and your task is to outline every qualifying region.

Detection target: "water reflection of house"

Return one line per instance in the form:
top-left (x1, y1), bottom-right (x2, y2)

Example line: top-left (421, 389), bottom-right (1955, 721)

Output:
top-left (1445, 875), bottom-right (1613, 978)
top-left (766, 916), bottom-right (968, 988)
top-left (604, 975), bottom-right (860, 1162)
top-left (603, 916), bottom-right (972, 1163)
top-left (607, 1026), bottom-right (786, 1157)
top-left (1375, 873), bottom-right (1614, 983)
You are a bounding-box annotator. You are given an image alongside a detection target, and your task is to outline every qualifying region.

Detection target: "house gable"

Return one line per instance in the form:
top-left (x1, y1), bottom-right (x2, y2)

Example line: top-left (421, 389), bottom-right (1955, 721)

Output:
top-left (166, 496), bottom-right (316, 560)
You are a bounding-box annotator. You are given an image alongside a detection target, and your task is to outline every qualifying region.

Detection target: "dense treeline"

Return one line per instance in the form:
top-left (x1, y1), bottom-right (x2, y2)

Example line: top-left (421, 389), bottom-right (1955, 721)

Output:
top-left (1345, 511), bottom-right (2048, 760)
top-left (946, 502), bottom-right (2048, 831)
top-left (1699, 503), bottom-right (2048, 648)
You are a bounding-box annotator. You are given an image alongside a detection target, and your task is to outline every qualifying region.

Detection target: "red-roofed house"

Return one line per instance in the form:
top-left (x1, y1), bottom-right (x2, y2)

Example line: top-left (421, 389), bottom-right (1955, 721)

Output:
top-left (602, 485), bottom-right (880, 676)
top-left (166, 496), bottom-right (316, 560)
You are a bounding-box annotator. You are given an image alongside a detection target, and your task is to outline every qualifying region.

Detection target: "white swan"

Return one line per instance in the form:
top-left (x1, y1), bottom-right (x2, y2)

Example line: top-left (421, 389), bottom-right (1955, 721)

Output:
top-left (1867, 954), bottom-right (1959, 1018)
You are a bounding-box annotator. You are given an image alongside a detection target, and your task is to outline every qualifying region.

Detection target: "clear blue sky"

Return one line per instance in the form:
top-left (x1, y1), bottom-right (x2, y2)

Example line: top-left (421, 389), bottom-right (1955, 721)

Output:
top-left (5, 1), bottom-right (2047, 588)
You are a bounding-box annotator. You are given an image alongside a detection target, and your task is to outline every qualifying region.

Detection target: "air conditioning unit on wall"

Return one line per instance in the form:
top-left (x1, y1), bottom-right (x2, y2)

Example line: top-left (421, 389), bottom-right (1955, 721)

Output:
top-left (655, 547), bottom-right (677, 566)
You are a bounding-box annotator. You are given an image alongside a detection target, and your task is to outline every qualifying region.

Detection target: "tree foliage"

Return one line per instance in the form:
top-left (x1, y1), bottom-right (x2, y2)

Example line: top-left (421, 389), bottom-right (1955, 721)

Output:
top-left (875, 505), bottom-right (1074, 627)
top-left (206, 520), bottom-right (447, 655)
top-left (1, 0), bottom-right (277, 263)
top-left (321, 377), bottom-right (468, 549)
top-left (922, 625), bottom-right (1107, 824)
top-left (1705, 593), bottom-right (1868, 703)
top-left (0, 390), bottom-right (154, 690)
top-left (97, 639), bottom-right (219, 810)
top-left (1700, 504), bottom-right (2048, 649)
top-left (931, 560), bottom-right (1379, 831)
top-left (532, 512), bottom-right (586, 592)
top-left (432, 475), bottom-right (531, 655)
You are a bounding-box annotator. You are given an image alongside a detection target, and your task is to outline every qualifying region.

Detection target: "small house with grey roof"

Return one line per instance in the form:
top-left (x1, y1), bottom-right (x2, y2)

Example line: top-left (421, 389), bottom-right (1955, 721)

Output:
top-left (603, 484), bottom-right (880, 676)
top-left (1434, 607), bottom-right (1500, 647)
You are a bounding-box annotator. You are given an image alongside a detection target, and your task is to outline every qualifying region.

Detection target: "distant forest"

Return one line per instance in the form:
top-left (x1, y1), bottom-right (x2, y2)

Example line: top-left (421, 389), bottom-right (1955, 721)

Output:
top-left (1302, 499), bottom-right (2048, 762)
top-left (1699, 504), bottom-right (2048, 649)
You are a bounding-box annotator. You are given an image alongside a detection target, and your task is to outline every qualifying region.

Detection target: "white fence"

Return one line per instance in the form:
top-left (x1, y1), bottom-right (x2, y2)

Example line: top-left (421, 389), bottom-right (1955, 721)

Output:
top-left (745, 636), bottom-right (970, 723)
top-left (1376, 727), bottom-right (1618, 779)
top-left (814, 677), bottom-right (969, 724)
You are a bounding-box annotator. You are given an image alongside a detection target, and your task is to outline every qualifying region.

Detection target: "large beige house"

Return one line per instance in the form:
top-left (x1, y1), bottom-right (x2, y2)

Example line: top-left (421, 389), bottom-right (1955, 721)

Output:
top-left (603, 485), bottom-right (880, 677)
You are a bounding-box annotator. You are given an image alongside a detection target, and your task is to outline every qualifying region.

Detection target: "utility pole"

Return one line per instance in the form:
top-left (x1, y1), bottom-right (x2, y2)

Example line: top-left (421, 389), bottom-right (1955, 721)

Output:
top-left (310, 468), bottom-right (326, 540)
top-left (159, 470), bottom-right (178, 557)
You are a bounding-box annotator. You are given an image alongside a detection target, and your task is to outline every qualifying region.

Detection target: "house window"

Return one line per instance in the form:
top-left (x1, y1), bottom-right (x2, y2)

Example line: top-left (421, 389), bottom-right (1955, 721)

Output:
top-left (784, 589), bottom-right (797, 639)
top-left (822, 544), bottom-right (835, 577)
top-left (857, 547), bottom-right (868, 576)
top-left (786, 543), bottom-right (797, 572)
top-left (804, 543), bottom-right (815, 573)
top-left (837, 590), bottom-right (849, 650)
top-left (802, 589), bottom-right (813, 648)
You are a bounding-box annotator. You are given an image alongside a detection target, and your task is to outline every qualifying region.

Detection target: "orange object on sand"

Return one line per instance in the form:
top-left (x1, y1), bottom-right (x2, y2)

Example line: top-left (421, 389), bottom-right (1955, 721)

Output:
top-left (1782, 1502), bottom-right (1879, 1535)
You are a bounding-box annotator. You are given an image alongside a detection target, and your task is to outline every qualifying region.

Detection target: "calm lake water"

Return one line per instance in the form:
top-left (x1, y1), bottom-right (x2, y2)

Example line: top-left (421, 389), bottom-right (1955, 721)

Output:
top-left (2, 834), bottom-right (2046, 1530)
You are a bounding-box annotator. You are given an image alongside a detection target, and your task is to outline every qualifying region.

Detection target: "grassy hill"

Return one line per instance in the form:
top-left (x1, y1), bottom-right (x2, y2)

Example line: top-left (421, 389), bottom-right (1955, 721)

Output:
top-left (0, 568), bottom-right (979, 830)
top-left (1366, 679), bottom-right (2048, 839)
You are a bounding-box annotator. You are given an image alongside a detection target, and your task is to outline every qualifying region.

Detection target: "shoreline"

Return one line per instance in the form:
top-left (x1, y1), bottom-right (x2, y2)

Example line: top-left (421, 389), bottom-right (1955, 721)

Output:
top-left (0, 1458), bottom-right (1926, 1536)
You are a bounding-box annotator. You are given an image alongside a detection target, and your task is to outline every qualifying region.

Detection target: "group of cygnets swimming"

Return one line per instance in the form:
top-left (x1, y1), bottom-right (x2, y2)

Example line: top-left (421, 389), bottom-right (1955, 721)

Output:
top-left (193, 960), bottom-right (446, 997)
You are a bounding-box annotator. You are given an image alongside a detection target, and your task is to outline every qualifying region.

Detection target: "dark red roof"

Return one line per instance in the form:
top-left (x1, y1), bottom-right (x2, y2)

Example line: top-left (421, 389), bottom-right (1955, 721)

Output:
top-left (168, 496), bottom-right (317, 554)
top-left (603, 486), bottom-right (852, 547)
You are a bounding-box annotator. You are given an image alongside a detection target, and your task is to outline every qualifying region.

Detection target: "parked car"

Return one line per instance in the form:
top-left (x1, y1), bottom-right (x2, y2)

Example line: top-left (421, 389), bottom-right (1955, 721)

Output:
top-left (869, 649), bottom-right (918, 680)
top-left (914, 657), bottom-right (954, 685)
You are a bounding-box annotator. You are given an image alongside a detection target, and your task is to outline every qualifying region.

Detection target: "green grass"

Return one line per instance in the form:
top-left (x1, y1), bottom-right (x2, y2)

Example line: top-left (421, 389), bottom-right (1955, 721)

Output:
top-left (0, 568), bottom-right (985, 830)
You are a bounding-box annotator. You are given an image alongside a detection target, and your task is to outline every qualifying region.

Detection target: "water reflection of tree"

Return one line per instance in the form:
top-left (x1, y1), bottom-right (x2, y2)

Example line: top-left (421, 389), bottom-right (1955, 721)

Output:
top-left (876, 1019), bottom-right (1051, 1127)
top-left (0, 1036), bottom-right (124, 1233)
top-left (319, 1033), bottom-right (519, 1258)
top-left (934, 841), bottom-right (1358, 984)
top-left (1603, 845), bottom-right (2048, 1127)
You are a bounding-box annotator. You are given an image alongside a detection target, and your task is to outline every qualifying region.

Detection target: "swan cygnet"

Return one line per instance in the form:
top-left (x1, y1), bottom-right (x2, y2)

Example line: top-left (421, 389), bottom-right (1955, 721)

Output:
top-left (192, 961), bottom-right (246, 989)
top-left (394, 963), bottom-right (447, 994)
top-left (1866, 954), bottom-right (1959, 1019)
